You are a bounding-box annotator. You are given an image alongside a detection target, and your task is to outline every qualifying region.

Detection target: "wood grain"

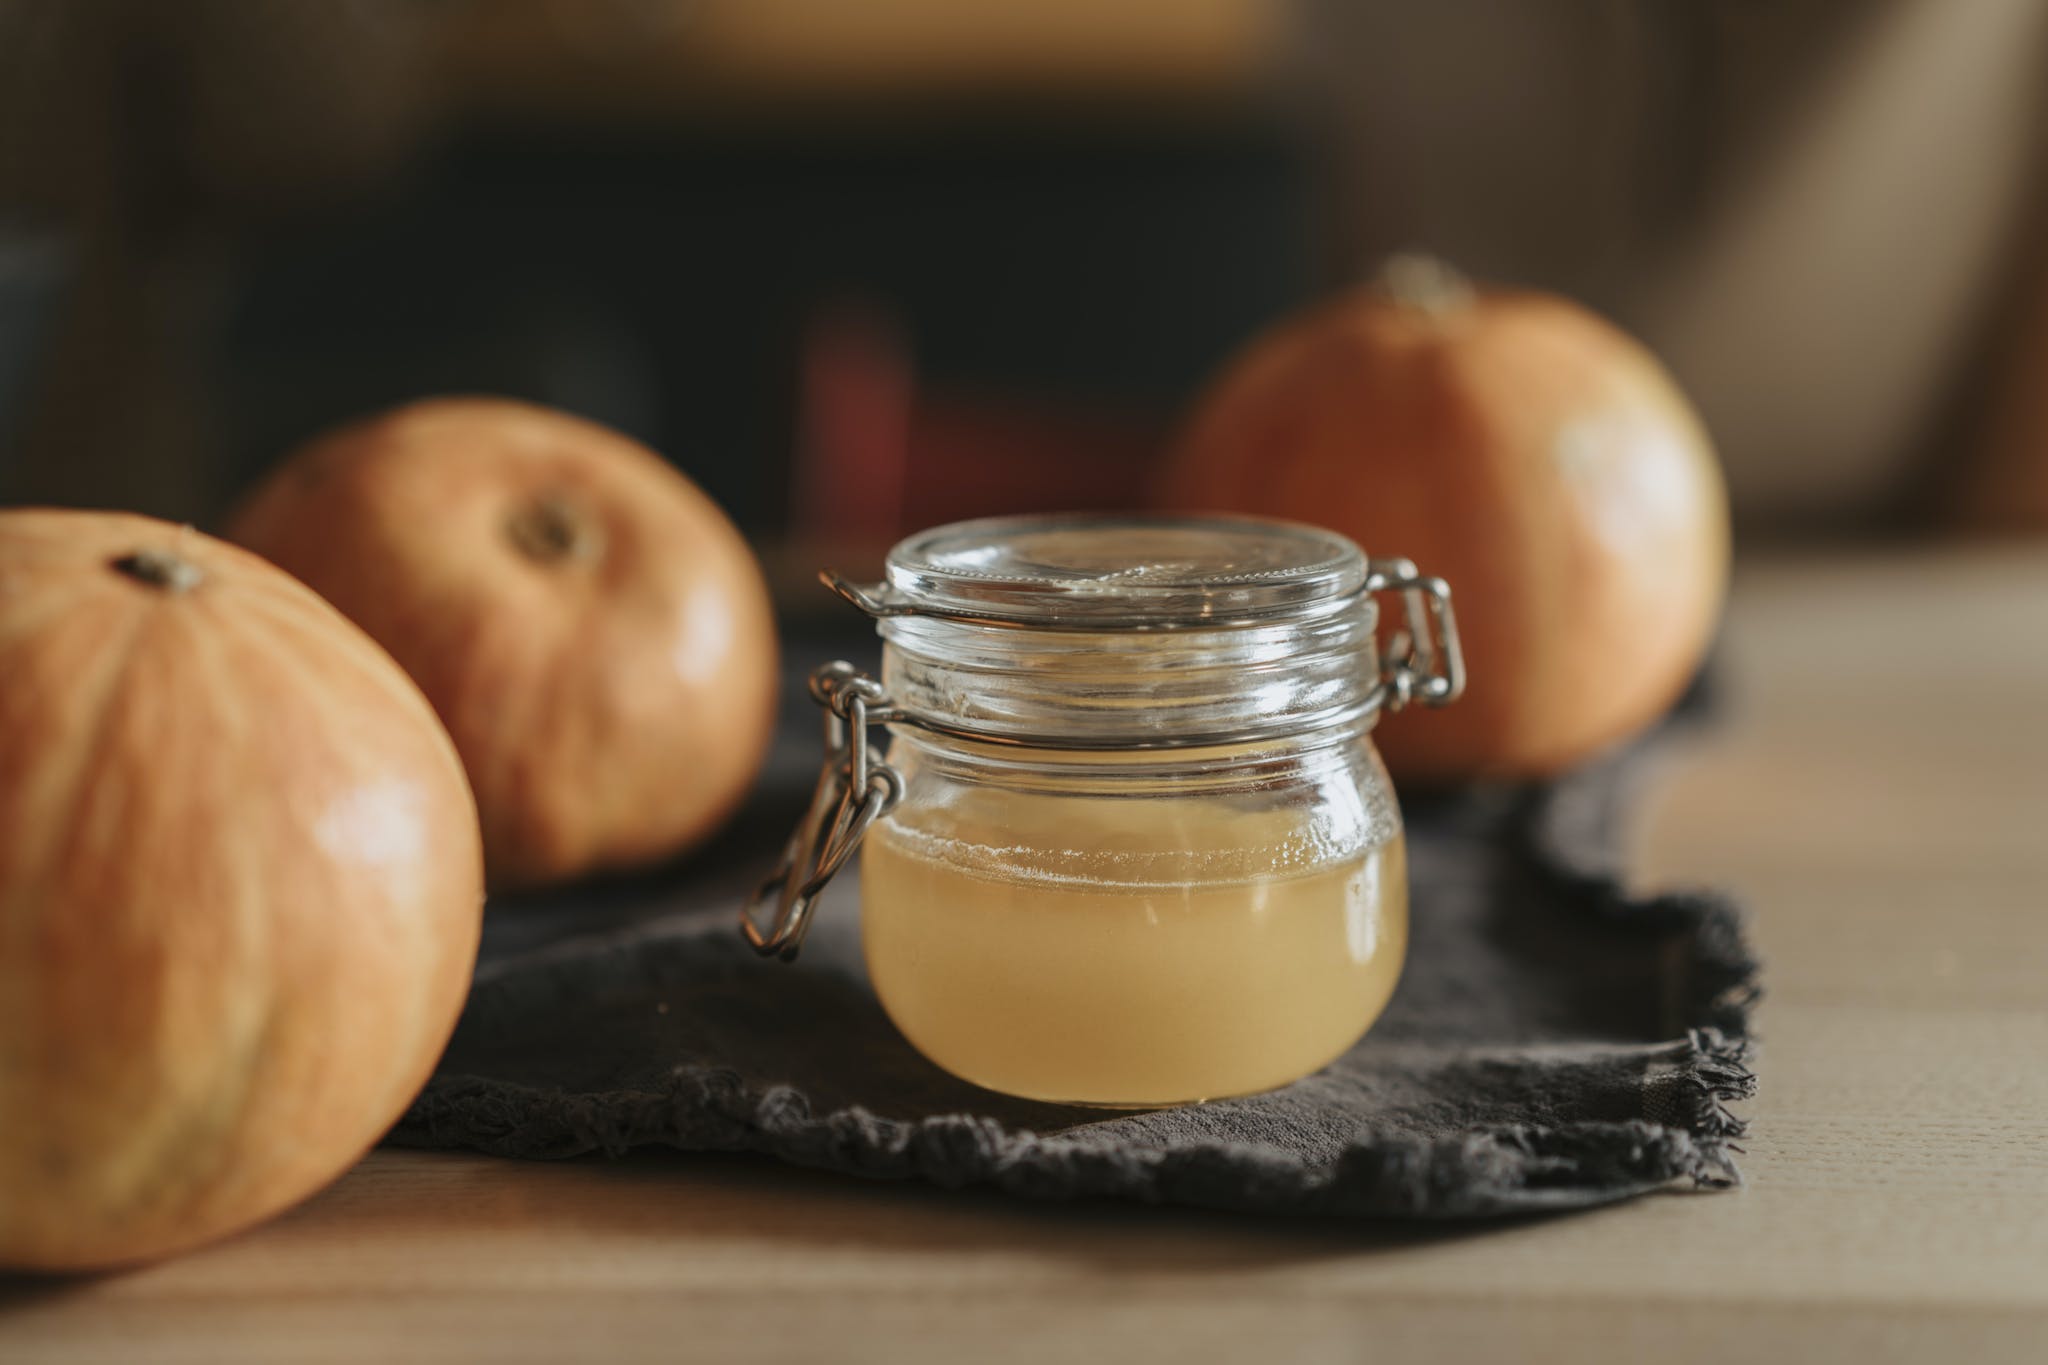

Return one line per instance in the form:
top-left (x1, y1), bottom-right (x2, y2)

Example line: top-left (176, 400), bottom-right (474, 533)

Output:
top-left (5, 546), bottom-right (2047, 1363)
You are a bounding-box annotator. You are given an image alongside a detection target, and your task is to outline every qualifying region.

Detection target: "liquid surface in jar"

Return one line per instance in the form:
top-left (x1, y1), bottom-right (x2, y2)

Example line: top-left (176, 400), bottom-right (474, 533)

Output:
top-left (860, 784), bottom-right (1405, 1107)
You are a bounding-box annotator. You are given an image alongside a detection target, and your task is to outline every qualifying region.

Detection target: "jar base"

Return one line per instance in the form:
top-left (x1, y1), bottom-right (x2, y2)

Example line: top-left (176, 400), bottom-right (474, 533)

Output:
top-left (918, 1047), bottom-right (1364, 1111)
top-left (994, 1085), bottom-right (1286, 1112)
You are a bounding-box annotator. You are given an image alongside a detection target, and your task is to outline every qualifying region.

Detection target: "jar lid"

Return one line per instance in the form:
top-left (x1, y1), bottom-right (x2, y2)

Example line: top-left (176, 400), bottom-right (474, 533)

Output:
top-left (834, 513), bottom-right (1369, 629)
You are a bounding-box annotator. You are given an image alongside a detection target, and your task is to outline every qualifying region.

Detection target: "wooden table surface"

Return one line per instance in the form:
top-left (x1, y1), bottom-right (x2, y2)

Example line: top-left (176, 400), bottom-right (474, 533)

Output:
top-left (5, 546), bottom-right (2047, 1363)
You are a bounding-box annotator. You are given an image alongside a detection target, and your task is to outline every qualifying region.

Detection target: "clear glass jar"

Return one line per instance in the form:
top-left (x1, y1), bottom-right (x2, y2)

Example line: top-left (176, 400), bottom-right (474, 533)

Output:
top-left (744, 514), bottom-right (1463, 1108)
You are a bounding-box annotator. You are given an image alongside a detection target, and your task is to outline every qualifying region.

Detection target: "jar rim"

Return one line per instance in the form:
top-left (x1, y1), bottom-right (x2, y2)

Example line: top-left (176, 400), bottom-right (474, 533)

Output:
top-left (846, 512), bottom-right (1370, 630)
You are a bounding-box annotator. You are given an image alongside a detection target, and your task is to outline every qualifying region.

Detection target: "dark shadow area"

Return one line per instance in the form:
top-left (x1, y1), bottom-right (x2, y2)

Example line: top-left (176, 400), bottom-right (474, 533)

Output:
top-left (0, 1272), bottom-right (89, 1311)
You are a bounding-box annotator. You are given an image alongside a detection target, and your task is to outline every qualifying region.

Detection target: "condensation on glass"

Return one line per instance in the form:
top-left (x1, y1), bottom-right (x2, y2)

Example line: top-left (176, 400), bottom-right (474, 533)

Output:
top-left (744, 514), bottom-right (1464, 1108)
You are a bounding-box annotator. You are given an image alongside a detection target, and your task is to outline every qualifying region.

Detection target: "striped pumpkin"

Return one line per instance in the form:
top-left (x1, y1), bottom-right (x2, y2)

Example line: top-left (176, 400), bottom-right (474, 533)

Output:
top-left (0, 510), bottom-right (482, 1270)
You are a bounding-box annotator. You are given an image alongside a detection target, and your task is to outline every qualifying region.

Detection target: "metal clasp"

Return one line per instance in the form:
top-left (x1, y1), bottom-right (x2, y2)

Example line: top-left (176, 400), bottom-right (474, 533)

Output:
top-left (1364, 558), bottom-right (1465, 712)
top-left (740, 662), bottom-right (904, 962)
top-left (822, 570), bottom-right (912, 618)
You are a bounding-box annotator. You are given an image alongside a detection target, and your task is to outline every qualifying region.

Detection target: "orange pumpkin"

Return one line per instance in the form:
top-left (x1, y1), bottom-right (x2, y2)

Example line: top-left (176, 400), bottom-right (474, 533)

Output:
top-left (228, 398), bottom-right (779, 889)
top-left (1159, 258), bottom-right (1729, 782)
top-left (0, 510), bottom-right (482, 1270)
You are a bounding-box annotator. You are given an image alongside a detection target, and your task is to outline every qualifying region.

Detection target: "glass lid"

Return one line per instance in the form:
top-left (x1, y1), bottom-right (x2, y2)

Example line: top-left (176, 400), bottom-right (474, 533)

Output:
top-left (835, 513), bottom-right (1368, 628)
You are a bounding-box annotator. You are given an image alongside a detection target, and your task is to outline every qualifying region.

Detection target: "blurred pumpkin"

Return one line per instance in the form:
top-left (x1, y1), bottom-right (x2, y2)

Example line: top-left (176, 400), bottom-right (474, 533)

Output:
top-left (228, 398), bottom-right (779, 889)
top-left (0, 510), bottom-right (482, 1270)
top-left (1949, 241), bottom-right (2048, 533)
top-left (1159, 257), bottom-right (1729, 782)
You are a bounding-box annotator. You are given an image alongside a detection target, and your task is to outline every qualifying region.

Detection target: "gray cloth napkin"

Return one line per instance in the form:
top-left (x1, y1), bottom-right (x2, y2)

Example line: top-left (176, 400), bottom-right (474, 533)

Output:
top-left (391, 722), bottom-right (1758, 1220)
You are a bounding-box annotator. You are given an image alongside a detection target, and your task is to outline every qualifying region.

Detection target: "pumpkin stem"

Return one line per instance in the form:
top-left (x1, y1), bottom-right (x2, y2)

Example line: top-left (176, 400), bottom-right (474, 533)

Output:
top-left (1373, 253), bottom-right (1476, 317)
top-left (112, 549), bottom-right (204, 594)
top-left (506, 494), bottom-right (606, 565)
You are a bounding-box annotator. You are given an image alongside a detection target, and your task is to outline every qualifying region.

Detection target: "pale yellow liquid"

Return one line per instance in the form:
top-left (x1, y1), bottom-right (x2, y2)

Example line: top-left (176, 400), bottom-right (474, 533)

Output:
top-left (861, 789), bottom-right (1405, 1107)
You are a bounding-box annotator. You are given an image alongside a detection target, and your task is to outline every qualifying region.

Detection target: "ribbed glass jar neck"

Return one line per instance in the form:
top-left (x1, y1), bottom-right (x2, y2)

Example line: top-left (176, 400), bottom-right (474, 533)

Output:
top-left (881, 725), bottom-right (1383, 799)
top-left (877, 597), bottom-right (1381, 751)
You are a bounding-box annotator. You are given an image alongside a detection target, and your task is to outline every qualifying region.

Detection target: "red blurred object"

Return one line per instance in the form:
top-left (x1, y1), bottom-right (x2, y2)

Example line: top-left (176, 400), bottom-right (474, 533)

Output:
top-left (791, 302), bottom-right (914, 540)
top-left (791, 299), bottom-right (1162, 541)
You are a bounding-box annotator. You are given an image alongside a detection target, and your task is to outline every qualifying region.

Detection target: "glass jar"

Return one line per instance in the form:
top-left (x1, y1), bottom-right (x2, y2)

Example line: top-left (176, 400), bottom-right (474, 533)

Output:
top-left (744, 514), bottom-right (1463, 1108)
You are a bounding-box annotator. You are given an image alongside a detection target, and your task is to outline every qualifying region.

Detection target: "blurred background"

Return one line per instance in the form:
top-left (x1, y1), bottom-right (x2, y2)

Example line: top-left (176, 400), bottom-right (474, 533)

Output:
top-left (5, 0), bottom-right (2048, 583)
